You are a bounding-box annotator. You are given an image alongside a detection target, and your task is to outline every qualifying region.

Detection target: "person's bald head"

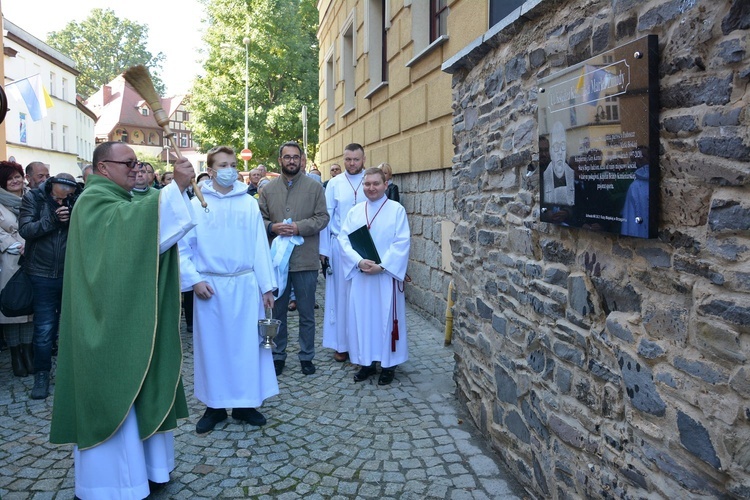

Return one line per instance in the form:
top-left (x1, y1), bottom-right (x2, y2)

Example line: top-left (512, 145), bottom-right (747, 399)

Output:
top-left (26, 161), bottom-right (50, 188)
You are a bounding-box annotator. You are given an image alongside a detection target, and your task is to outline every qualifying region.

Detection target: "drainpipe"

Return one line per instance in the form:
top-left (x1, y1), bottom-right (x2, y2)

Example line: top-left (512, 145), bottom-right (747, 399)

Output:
top-left (444, 280), bottom-right (454, 346)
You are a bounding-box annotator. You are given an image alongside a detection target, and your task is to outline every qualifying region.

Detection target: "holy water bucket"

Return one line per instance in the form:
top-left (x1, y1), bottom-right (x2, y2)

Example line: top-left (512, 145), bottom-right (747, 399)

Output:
top-left (258, 318), bottom-right (281, 349)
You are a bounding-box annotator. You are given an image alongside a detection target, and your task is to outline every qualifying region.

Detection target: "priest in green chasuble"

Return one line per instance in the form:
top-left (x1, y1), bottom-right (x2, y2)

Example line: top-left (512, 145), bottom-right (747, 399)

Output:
top-left (50, 141), bottom-right (198, 499)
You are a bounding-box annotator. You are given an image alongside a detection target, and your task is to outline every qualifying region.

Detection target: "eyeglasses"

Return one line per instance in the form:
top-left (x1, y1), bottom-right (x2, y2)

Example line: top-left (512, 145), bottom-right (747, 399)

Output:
top-left (281, 155), bottom-right (301, 162)
top-left (551, 142), bottom-right (567, 153)
top-left (102, 159), bottom-right (139, 169)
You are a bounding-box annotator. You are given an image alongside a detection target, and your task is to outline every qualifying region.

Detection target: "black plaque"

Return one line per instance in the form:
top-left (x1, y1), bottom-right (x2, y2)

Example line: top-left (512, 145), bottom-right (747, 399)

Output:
top-left (537, 35), bottom-right (658, 238)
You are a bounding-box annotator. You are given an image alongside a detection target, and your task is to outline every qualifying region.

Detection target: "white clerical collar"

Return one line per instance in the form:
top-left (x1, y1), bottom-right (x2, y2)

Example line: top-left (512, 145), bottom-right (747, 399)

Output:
top-left (366, 195), bottom-right (387, 205)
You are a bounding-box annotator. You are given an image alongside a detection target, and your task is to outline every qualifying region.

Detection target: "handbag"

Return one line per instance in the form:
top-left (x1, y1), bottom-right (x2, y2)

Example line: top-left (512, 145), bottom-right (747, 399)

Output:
top-left (0, 266), bottom-right (34, 317)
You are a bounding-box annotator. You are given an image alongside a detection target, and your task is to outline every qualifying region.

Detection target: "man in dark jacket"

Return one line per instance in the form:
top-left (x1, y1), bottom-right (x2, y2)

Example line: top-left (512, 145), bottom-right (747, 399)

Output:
top-left (18, 173), bottom-right (81, 399)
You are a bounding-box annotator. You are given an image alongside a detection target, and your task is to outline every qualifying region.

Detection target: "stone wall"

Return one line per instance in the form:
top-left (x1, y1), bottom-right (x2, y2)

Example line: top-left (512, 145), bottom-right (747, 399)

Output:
top-left (445, 0), bottom-right (750, 498)
top-left (398, 169), bottom-right (455, 329)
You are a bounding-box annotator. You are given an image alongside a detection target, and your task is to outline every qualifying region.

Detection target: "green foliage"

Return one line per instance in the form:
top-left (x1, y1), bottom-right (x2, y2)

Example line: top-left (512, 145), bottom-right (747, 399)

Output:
top-left (46, 8), bottom-right (166, 99)
top-left (189, 0), bottom-right (319, 168)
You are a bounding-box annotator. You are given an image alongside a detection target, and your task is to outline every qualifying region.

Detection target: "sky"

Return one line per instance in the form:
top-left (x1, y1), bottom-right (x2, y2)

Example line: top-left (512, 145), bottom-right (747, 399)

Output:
top-left (2, 0), bottom-right (206, 95)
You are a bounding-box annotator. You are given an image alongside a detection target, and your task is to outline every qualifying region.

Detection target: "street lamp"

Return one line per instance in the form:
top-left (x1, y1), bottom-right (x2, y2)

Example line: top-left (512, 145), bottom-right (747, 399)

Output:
top-left (243, 36), bottom-right (250, 170)
top-left (220, 37), bottom-right (251, 169)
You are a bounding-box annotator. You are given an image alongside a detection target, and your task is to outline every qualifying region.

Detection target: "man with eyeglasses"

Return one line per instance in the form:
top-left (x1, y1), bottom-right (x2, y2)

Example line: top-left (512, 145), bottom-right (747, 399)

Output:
top-left (258, 141), bottom-right (329, 376)
top-left (140, 161), bottom-right (160, 189)
top-left (322, 163), bottom-right (341, 189)
top-left (132, 162), bottom-right (158, 199)
top-left (50, 141), bottom-right (198, 499)
top-left (319, 143), bottom-right (367, 363)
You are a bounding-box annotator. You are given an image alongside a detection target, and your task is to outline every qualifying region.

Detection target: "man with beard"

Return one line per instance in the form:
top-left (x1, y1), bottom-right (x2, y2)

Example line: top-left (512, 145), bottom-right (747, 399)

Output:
top-left (319, 143), bottom-right (367, 362)
top-left (25, 161), bottom-right (50, 189)
top-left (258, 141), bottom-right (329, 376)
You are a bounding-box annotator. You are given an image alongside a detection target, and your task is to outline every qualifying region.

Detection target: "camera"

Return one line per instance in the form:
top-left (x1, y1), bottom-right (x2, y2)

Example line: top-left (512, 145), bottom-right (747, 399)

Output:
top-left (62, 193), bottom-right (78, 210)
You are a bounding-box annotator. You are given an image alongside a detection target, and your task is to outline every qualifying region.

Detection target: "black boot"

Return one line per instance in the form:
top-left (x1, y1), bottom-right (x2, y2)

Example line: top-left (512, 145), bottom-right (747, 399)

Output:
top-left (10, 346), bottom-right (27, 377)
top-left (354, 362), bottom-right (377, 382)
top-left (21, 343), bottom-right (35, 375)
top-left (31, 371), bottom-right (50, 400)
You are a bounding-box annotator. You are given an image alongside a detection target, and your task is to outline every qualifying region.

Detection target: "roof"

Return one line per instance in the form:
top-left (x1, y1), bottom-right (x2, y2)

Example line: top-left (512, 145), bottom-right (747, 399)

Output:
top-left (85, 73), bottom-right (186, 137)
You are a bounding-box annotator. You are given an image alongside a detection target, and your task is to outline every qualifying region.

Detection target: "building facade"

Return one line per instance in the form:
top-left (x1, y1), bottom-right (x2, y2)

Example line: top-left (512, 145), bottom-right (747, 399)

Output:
top-left (3, 19), bottom-right (95, 177)
top-left (86, 75), bottom-right (205, 173)
top-left (317, 0), bottom-right (503, 322)
top-left (320, 0), bottom-right (750, 497)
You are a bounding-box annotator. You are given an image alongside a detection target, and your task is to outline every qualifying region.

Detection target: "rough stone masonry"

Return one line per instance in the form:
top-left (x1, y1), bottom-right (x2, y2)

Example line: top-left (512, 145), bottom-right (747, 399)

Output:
top-left (442, 0), bottom-right (750, 498)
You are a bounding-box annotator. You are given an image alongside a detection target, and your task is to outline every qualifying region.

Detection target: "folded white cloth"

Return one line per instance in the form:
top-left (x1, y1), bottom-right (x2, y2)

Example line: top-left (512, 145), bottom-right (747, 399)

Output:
top-left (270, 218), bottom-right (303, 297)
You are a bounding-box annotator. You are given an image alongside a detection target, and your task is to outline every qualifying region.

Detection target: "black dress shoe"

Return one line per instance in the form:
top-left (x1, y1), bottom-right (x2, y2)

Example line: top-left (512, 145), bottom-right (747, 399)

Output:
top-left (354, 363), bottom-right (377, 382)
top-left (196, 407), bottom-right (227, 434)
top-left (378, 368), bottom-right (396, 385)
top-left (301, 360), bottom-right (316, 375)
top-left (149, 479), bottom-right (168, 492)
top-left (232, 407), bottom-right (267, 426)
top-left (274, 359), bottom-right (285, 376)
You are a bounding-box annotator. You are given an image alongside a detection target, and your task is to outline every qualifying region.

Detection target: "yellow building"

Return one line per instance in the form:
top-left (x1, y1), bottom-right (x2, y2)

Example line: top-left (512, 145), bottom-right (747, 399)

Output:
top-left (316, 0), bottom-right (526, 319)
top-left (317, 0), bottom-right (507, 175)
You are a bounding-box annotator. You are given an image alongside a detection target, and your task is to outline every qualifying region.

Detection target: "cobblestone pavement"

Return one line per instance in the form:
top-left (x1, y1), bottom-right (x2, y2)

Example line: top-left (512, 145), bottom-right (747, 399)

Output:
top-left (0, 278), bottom-right (525, 499)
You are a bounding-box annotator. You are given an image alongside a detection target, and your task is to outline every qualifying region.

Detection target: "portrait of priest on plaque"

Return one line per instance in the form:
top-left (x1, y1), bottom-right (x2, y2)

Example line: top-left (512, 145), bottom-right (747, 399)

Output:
top-left (540, 121), bottom-right (575, 225)
top-left (538, 35), bottom-right (658, 238)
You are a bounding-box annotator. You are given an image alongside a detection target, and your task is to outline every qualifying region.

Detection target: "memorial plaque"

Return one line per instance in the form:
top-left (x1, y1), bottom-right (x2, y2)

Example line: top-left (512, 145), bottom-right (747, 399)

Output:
top-left (537, 35), bottom-right (659, 238)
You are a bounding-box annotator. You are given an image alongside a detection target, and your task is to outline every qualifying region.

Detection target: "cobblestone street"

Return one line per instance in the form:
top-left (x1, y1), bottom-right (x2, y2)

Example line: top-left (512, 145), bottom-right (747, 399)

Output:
top-left (0, 278), bottom-right (525, 499)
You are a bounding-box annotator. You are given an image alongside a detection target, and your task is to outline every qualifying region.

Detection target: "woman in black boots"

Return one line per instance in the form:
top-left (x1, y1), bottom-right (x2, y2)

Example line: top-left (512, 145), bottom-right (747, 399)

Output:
top-left (0, 161), bottom-right (34, 376)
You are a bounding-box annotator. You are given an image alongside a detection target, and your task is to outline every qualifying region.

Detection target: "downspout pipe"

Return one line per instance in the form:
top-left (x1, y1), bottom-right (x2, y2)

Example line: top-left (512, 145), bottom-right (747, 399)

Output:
top-left (444, 280), bottom-right (454, 346)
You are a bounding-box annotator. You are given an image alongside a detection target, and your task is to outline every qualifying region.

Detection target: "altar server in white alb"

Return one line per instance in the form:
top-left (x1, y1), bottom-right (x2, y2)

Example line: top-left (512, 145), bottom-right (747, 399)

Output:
top-left (337, 167), bottom-right (410, 385)
top-left (179, 146), bottom-right (278, 434)
top-left (320, 143), bottom-right (367, 362)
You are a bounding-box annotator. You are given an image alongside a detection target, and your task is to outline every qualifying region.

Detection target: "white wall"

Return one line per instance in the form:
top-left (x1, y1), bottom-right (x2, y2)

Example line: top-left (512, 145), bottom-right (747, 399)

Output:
top-left (3, 21), bottom-right (95, 178)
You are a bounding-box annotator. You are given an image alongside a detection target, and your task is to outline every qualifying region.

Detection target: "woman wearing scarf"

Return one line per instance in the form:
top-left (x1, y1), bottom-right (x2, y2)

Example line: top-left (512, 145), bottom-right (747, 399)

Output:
top-left (0, 161), bottom-right (34, 377)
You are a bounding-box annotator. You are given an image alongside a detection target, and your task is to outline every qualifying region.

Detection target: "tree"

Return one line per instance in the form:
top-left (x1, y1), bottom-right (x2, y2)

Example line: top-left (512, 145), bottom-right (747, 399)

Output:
top-left (189, 0), bottom-right (319, 168)
top-left (46, 8), bottom-right (166, 99)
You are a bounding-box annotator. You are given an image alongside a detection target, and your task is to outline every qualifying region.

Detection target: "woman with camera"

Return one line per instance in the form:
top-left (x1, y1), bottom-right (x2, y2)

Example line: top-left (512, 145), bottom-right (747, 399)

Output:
top-left (19, 173), bottom-right (81, 399)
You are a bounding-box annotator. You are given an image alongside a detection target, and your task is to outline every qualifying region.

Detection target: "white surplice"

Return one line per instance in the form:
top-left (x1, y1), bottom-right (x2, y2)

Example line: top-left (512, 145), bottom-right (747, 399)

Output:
top-left (320, 170), bottom-right (365, 353)
top-left (75, 182), bottom-right (196, 500)
top-left (337, 195), bottom-right (410, 368)
top-left (179, 180), bottom-right (278, 409)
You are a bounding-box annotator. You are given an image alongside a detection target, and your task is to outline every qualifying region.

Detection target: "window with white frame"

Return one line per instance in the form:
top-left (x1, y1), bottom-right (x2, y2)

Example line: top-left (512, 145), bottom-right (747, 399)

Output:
top-left (325, 46), bottom-right (336, 126)
top-left (407, 0), bottom-right (450, 67)
top-left (62, 78), bottom-right (68, 101)
top-left (430, 0), bottom-right (449, 41)
top-left (180, 133), bottom-right (188, 148)
top-left (365, 0), bottom-right (389, 94)
top-left (62, 125), bottom-right (68, 151)
top-left (50, 122), bottom-right (56, 149)
top-left (341, 11), bottom-right (356, 114)
top-left (49, 72), bottom-right (57, 97)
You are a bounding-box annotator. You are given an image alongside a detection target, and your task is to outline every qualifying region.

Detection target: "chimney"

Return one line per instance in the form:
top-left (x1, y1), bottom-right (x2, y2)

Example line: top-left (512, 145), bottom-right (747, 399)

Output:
top-left (103, 85), bottom-right (112, 105)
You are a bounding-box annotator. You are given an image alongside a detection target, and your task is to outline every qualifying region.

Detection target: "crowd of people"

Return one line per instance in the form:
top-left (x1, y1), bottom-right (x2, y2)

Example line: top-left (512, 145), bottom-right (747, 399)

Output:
top-left (0, 141), bottom-right (408, 498)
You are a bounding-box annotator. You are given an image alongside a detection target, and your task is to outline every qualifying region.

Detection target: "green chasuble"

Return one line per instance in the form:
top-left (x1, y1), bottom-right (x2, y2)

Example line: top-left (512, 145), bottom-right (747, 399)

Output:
top-left (132, 187), bottom-right (159, 200)
top-left (50, 175), bottom-right (188, 450)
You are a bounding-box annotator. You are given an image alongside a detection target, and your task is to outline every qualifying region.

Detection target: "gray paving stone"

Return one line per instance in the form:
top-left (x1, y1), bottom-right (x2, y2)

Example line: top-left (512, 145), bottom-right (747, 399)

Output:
top-left (0, 276), bottom-right (525, 499)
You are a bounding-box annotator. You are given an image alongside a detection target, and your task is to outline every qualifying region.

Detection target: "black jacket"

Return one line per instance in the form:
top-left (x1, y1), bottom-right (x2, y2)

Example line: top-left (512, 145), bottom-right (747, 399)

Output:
top-left (18, 179), bottom-right (81, 278)
top-left (386, 182), bottom-right (400, 202)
